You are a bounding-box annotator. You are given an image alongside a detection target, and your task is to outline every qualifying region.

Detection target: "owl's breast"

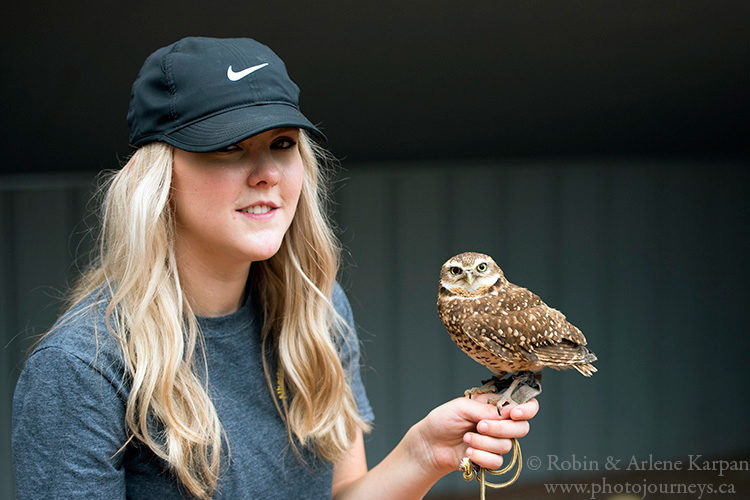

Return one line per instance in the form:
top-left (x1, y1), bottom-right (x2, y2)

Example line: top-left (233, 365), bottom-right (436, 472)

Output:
top-left (437, 293), bottom-right (467, 331)
top-left (438, 295), bottom-right (483, 348)
top-left (438, 291), bottom-right (542, 374)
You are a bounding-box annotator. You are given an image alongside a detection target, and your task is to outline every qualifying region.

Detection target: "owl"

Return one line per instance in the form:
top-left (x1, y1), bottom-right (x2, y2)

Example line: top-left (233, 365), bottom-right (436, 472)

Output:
top-left (437, 252), bottom-right (597, 395)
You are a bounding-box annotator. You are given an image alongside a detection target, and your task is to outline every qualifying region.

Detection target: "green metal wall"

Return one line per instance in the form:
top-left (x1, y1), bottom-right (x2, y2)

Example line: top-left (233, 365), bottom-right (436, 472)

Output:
top-left (334, 161), bottom-right (749, 494)
top-left (1, 174), bottom-right (96, 500)
top-left (1, 162), bottom-right (748, 497)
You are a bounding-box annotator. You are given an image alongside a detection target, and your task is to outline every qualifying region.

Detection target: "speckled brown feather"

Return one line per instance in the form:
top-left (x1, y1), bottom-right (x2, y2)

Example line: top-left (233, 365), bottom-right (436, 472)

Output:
top-left (438, 252), bottom-right (597, 377)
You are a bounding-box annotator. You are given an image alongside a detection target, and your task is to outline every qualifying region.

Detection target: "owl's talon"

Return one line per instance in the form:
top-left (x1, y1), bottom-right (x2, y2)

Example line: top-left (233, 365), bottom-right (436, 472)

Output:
top-left (463, 380), bottom-right (499, 399)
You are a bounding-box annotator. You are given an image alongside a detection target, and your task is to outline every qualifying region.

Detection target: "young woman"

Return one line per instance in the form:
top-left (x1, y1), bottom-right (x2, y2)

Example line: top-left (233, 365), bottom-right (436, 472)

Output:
top-left (12, 37), bottom-right (538, 499)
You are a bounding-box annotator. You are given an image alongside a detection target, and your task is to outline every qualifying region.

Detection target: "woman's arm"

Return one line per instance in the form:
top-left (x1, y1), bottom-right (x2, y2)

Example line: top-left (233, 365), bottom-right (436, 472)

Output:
top-left (332, 397), bottom-right (539, 500)
top-left (12, 346), bottom-right (128, 498)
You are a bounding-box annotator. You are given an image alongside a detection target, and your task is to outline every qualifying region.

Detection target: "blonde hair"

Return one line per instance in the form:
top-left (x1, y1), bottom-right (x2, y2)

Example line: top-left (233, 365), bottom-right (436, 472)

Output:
top-left (66, 131), bottom-right (370, 498)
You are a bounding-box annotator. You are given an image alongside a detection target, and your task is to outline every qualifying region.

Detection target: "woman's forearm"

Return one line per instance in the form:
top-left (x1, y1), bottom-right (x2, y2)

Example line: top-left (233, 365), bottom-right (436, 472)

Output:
top-left (333, 423), bottom-right (444, 500)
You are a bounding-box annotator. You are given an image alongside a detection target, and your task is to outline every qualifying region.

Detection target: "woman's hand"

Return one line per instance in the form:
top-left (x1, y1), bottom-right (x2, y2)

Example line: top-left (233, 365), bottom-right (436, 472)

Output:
top-left (409, 396), bottom-right (539, 479)
top-left (333, 396), bottom-right (539, 499)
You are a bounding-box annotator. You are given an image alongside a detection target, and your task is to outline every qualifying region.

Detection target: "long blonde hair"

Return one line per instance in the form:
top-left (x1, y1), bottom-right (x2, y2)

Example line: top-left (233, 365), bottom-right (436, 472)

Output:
top-left (67, 131), bottom-right (370, 498)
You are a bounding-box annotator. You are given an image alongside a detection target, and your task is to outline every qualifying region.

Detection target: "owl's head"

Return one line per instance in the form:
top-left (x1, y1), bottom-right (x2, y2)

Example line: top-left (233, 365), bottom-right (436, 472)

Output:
top-left (439, 252), bottom-right (505, 295)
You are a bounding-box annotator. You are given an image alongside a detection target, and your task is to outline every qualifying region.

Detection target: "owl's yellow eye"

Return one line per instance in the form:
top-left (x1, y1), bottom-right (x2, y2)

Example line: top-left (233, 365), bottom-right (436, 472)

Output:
top-left (476, 263), bottom-right (488, 272)
top-left (450, 266), bottom-right (462, 276)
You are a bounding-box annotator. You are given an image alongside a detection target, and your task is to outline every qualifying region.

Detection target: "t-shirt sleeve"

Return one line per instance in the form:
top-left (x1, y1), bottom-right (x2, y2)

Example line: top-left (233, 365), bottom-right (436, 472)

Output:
top-left (332, 283), bottom-right (375, 424)
top-left (12, 346), bottom-right (128, 499)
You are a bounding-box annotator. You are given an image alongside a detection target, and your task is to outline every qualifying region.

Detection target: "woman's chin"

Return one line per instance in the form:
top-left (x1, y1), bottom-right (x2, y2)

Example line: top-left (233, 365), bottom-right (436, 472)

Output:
top-left (245, 242), bottom-right (284, 263)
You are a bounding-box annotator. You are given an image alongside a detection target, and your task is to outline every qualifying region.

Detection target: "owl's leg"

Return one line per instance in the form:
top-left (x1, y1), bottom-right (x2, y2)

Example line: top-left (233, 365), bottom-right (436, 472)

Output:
top-left (487, 377), bottom-right (521, 408)
top-left (463, 373), bottom-right (507, 399)
top-left (487, 371), bottom-right (542, 410)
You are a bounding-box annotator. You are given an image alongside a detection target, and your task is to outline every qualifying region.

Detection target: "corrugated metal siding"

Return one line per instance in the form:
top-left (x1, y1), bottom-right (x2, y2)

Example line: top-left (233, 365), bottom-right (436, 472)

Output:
top-left (1, 162), bottom-right (748, 497)
top-left (1, 174), bottom-right (97, 500)
top-left (334, 161), bottom-right (750, 493)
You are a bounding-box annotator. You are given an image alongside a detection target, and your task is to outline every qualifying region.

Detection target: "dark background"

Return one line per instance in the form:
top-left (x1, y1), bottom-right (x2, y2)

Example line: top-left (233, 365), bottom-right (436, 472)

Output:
top-left (2, 2), bottom-right (749, 499)
top-left (2, 1), bottom-right (748, 175)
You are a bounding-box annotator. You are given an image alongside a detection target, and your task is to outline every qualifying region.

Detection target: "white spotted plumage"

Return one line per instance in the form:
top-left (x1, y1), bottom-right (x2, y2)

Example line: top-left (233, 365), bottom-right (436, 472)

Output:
top-left (437, 252), bottom-right (597, 377)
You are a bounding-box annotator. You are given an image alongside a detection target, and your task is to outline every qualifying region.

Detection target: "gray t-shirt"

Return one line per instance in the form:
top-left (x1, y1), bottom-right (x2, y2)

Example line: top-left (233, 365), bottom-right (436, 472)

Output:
top-left (12, 283), bottom-right (373, 499)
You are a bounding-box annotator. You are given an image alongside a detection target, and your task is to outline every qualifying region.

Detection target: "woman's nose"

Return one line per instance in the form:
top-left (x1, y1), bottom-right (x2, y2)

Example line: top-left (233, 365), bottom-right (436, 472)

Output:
top-left (245, 154), bottom-right (281, 187)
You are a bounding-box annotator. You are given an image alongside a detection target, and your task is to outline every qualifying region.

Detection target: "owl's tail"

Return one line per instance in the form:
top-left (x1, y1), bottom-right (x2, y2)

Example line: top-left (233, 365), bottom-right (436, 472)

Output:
top-left (573, 346), bottom-right (598, 376)
top-left (573, 363), bottom-right (598, 377)
top-left (533, 342), bottom-right (598, 376)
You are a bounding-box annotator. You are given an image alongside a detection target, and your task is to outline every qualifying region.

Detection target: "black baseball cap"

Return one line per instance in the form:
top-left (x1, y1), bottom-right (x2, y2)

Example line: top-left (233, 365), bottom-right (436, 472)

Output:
top-left (127, 37), bottom-right (325, 151)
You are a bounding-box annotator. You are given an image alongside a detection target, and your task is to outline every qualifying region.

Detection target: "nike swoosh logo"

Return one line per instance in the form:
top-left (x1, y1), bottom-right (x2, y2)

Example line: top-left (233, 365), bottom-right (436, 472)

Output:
top-left (227, 63), bottom-right (269, 81)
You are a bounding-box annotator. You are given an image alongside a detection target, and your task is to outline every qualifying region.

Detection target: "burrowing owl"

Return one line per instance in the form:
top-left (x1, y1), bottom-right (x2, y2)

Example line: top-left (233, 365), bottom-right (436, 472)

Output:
top-left (437, 252), bottom-right (597, 388)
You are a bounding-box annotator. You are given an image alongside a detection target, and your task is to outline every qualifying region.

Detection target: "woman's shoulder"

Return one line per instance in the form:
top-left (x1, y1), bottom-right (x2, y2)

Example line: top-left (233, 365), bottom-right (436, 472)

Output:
top-left (332, 281), bottom-right (353, 323)
top-left (31, 288), bottom-right (123, 370)
top-left (331, 281), bottom-right (362, 356)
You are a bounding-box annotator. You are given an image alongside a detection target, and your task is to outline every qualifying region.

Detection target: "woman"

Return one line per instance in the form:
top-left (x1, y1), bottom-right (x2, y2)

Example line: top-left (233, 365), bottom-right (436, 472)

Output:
top-left (12, 37), bottom-right (538, 499)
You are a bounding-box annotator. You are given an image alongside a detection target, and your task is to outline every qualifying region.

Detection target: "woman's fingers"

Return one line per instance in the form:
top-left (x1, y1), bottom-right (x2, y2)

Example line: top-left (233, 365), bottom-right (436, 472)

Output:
top-left (465, 447), bottom-right (504, 470)
top-left (461, 414), bottom-right (530, 471)
top-left (461, 415), bottom-right (527, 467)
top-left (452, 396), bottom-right (539, 427)
top-left (463, 432), bottom-right (513, 455)
top-left (475, 418), bottom-right (530, 439)
top-left (499, 398), bottom-right (539, 421)
top-left (452, 396), bottom-right (509, 424)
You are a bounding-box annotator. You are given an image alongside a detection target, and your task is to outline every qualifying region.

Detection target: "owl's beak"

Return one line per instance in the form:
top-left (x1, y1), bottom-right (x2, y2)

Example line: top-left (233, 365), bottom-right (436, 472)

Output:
top-left (465, 272), bottom-right (474, 285)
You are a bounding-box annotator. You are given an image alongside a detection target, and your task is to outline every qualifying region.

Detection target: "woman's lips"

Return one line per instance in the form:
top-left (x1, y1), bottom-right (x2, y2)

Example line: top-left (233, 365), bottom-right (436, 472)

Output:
top-left (236, 204), bottom-right (278, 220)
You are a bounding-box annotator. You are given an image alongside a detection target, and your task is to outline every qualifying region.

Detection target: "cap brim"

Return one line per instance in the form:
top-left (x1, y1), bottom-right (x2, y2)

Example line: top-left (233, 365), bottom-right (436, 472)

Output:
top-left (162, 103), bottom-right (326, 152)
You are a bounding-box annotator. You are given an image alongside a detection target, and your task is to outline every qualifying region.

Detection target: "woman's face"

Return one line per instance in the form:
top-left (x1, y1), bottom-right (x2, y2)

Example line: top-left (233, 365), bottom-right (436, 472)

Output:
top-left (171, 127), bottom-right (305, 269)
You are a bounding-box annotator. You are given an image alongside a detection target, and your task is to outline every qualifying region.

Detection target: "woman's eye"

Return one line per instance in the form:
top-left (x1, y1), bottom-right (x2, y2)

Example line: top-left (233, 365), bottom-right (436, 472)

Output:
top-left (450, 267), bottom-right (462, 275)
top-left (271, 137), bottom-right (297, 150)
top-left (476, 263), bottom-right (487, 272)
top-left (213, 144), bottom-right (241, 153)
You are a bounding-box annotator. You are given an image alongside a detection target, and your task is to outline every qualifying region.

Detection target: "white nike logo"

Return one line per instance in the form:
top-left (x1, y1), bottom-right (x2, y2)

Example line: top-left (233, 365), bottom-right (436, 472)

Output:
top-left (227, 63), bottom-right (269, 81)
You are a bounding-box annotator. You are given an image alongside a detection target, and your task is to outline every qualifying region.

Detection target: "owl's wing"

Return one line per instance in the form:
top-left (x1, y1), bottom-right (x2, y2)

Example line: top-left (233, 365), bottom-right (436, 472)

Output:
top-left (459, 315), bottom-right (525, 364)
top-left (501, 296), bottom-right (597, 370)
top-left (513, 305), bottom-right (589, 347)
top-left (503, 284), bottom-right (589, 347)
